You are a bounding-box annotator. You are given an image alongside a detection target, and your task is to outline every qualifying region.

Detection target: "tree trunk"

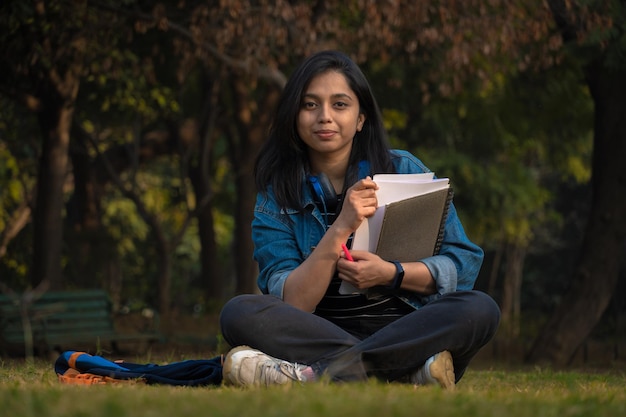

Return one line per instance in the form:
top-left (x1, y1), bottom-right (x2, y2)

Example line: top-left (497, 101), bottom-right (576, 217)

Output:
top-left (234, 161), bottom-right (259, 295)
top-left (230, 81), bottom-right (281, 295)
top-left (487, 240), bottom-right (504, 296)
top-left (155, 226), bottom-right (172, 319)
top-left (526, 62), bottom-right (626, 366)
top-left (28, 1), bottom-right (87, 290)
top-left (189, 76), bottom-right (223, 304)
top-left (232, 122), bottom-right (263, 295)
top-left (65, 127), bottom-right (106, 288)
top-left (500, 242), bottom-right (526, 338)
top-left (189, 136), bottom-right (223, 303)
top-left (31, 89), bottom-right (76, 290)
top-left (196, 198), bottom-right (222, 300)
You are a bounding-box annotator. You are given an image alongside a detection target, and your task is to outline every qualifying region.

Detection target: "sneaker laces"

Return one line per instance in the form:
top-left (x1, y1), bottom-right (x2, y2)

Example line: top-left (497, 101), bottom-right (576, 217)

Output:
top-left (256, 357), bottom-right (306, 385)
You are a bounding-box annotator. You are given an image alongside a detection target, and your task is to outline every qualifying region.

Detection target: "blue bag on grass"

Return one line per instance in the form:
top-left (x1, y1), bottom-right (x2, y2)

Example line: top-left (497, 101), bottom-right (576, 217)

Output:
top-left (55, 350), bottom-right (223, 386)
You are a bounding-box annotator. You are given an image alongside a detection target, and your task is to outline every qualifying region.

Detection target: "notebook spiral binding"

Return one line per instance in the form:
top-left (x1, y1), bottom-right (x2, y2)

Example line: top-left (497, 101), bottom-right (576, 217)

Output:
top-left (433, 187), bottom-right (454, 255)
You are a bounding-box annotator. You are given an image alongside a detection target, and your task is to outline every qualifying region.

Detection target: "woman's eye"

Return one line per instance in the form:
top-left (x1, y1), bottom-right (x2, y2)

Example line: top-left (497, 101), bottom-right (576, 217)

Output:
top-left (302, 101), bottom-right (317, 109)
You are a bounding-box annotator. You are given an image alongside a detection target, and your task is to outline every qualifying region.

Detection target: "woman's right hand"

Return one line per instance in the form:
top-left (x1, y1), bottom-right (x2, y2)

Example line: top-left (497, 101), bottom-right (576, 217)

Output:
top-left (335, 177), bottom-right (379, 232)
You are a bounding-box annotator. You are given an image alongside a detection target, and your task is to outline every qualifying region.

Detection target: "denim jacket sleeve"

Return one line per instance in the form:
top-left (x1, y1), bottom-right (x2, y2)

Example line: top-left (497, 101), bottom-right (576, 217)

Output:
top-left (252, 189), bottom-right (326, 298)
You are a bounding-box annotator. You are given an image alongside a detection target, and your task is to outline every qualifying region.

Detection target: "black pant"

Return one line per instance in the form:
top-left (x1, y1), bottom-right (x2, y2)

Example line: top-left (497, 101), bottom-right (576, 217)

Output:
top-left (219, 290), bottom-right (500, 382)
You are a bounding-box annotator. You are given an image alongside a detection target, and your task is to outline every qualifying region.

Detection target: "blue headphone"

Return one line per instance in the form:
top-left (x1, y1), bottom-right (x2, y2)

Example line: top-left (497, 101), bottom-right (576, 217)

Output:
top-left (307, 172), bottom-right (338, 214)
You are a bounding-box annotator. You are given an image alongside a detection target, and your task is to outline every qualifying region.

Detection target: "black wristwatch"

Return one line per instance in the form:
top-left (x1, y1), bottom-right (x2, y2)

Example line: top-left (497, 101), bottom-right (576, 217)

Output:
top-left (387, 260), bottom-right (404, 290)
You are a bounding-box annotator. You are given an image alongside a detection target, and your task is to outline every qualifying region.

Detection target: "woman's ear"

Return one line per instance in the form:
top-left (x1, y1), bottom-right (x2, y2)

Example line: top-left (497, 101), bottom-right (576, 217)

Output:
top-left (357, 114), bottom-right (366, 132)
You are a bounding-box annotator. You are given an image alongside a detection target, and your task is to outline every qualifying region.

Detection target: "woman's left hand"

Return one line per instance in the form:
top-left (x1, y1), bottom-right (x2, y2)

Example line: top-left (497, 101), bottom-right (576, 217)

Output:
top-left (336, 250), bottom-right (396, 289)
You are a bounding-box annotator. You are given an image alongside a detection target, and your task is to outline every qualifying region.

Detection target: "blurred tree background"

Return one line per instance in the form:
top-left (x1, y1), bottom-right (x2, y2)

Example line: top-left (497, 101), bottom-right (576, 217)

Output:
top-left (0, 0), bottom-right (624, 366)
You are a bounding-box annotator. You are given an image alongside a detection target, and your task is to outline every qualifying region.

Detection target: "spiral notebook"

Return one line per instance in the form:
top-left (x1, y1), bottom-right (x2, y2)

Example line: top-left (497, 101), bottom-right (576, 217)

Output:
top-left (340, 173), bottom-right (453, 295)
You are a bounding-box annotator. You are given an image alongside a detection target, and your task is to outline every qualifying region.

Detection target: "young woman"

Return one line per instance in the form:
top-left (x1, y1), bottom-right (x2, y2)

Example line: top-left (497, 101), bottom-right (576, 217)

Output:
top-left (219, 50), bottom-right (500, 388)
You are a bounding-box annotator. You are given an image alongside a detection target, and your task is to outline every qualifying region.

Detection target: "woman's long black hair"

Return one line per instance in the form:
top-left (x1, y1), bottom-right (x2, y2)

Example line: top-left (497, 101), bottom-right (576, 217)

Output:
top-left (254, 50), bottom-right (394, 211)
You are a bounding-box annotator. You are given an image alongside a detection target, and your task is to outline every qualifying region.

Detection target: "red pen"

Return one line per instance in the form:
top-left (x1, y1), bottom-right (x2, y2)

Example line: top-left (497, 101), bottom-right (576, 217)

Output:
top-left (341, 243), bottom-right (354, 262)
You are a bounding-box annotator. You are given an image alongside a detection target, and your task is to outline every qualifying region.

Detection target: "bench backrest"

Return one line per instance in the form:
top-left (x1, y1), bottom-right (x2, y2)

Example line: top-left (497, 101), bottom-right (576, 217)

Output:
top-left (0, 289), bottom-right (115, 347)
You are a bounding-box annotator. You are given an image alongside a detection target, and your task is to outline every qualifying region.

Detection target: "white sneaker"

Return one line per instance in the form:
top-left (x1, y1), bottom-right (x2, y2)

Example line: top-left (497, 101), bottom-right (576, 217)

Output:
top-left (410, 350), bottom-right (455, 390)
top-left (222, 346), bottom-right (309, 387)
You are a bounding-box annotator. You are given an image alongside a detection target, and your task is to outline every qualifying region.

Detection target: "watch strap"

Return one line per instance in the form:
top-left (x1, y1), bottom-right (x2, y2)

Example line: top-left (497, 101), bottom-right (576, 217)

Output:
top-left (388, 260), bottom-right (404, 290)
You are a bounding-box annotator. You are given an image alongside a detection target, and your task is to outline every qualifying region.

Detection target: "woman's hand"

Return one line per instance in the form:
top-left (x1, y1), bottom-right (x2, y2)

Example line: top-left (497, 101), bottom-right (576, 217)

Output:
top-left (334, 177), bottom-right (379, 233)
top-left (336, 250), bottom-right (396, 289)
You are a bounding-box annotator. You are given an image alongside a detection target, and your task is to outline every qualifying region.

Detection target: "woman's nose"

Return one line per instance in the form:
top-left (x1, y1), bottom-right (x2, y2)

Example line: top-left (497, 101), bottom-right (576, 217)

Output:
top-left (318, 104), bottom-right (332, 122)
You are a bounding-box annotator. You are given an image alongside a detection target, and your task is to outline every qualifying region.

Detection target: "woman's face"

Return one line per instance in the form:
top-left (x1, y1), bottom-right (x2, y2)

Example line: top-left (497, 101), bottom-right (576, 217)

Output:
top-left (297, 71), bottom-right (366, 163)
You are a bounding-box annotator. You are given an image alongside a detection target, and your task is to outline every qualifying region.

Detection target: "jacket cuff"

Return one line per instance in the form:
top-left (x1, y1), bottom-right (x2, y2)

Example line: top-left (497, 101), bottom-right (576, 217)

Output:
top-left (419, 255), bottom-right (458, 303)
top-left (267, 270), bottom-right (291, 299)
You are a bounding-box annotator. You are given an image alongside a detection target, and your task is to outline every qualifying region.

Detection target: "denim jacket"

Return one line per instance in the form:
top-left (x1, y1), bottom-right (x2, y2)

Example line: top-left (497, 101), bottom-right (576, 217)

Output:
top-left (252, 149), bottom-right (484, 309)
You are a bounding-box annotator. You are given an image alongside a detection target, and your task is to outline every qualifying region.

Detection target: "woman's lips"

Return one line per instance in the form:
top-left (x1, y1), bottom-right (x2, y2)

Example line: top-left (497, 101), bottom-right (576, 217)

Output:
top-left (314, 130), bottom-right (336, 139)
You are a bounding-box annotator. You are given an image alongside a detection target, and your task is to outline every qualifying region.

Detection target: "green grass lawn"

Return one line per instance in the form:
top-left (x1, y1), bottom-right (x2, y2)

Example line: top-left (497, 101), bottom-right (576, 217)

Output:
top-left (1, 358), bottom-right (624, 417)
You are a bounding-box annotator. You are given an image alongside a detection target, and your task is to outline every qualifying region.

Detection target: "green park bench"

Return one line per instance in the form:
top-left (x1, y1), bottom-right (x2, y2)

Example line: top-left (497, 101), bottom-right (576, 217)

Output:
top-left (0, 289), bottom-right (163, 355)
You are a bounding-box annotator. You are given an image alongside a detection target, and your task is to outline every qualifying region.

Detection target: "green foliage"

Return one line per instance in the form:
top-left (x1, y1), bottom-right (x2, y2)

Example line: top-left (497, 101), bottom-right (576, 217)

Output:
top-left (78, 26), bottom-right (182, 127)
top-left (0, 146), bottom-right (21, 225)
top-left (382, 109), bottom-right (408, 135)
top-left (0, 97), bottom-right (39, 288)
top-left (98, 158), bottom-right (206, 302)
top-left (576, 0), bottom-right (626, 70)
top-left (371, 52), bottom-right (593, 250)
top-left (103, 197), bottom-right (149, 252)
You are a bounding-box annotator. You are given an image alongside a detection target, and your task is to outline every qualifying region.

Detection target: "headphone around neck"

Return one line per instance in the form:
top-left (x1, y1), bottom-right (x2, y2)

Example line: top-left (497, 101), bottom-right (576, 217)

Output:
top-left (307, 172), bottom-right (338, 213)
